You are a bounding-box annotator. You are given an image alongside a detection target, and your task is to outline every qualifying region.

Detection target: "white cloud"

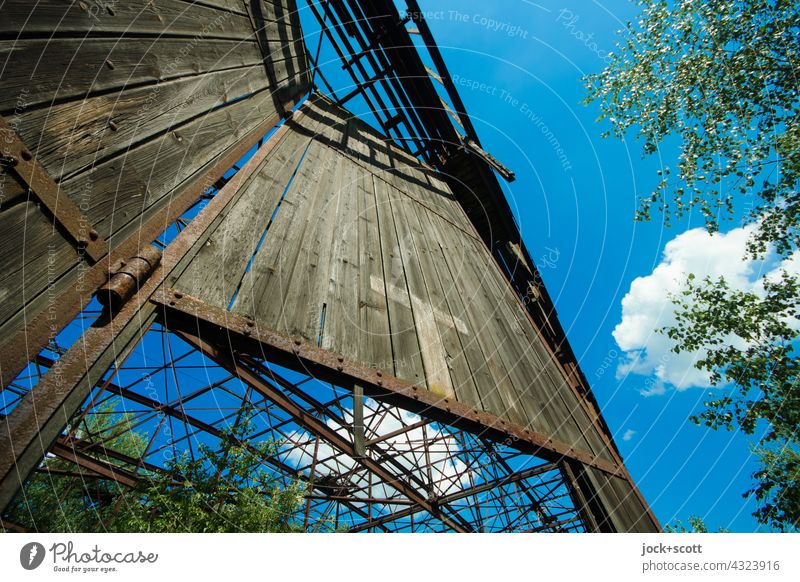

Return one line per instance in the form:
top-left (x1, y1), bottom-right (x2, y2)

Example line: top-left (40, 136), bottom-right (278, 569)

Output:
top-left (613, 225), bottom-right (800, 393)
top-left (279, 398), bottom-right (471, 511)
top-left (622, 429), bottom-right (637, 442)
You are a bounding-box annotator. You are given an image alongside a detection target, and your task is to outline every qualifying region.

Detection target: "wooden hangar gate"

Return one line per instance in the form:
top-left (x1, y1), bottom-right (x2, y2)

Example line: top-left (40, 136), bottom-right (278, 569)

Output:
top-left (0, 0), bottom-right (660, 532)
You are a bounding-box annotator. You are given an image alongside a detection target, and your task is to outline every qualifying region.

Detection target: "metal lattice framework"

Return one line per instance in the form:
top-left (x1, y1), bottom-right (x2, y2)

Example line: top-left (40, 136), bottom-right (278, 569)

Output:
top-left (4, 317), bottom-right (586, 533)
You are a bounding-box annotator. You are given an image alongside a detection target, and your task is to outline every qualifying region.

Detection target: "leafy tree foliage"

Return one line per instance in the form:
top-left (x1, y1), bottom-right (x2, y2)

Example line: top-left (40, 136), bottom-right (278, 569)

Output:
top-left (586, 0), bottom-right (799, 256)
top-left (667, 272), bottom-right (800, 530)
top-left (665, 516), bottom-right (729, 533)
top-left (588, 0), bottom-right (800, 530)
top-left (4, 402), bottom-right (147, 532)
top-left (4, 402), bottom-right (313, 532)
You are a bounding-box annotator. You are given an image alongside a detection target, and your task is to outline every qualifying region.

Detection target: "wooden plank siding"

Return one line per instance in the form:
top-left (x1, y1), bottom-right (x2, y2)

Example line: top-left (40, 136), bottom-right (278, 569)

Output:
top-left (0, 0), bottom-right (310, 345)
top-left (171, 95), bottom-right (619, 468)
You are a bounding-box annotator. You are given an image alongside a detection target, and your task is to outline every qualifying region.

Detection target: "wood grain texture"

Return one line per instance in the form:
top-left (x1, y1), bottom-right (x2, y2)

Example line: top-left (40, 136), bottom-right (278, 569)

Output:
top-left (58, 88), bottom-right (281, 240)
top-left (13, 65), bottom-right (272, 180)
top-left (175, 123), bottom-right (314, 308)
top-left (0, 199), bottom-right (81, 329)
top-left (372, 173), bottom-right (427, 386)
top-left (0, 0), bottom-right (253, 39)
top-left (0, 0), bottom-right (309, 351)
top-left (172, 95), bottom-right (620, 467)
top-left (0, 38), bottom-right (264, 114)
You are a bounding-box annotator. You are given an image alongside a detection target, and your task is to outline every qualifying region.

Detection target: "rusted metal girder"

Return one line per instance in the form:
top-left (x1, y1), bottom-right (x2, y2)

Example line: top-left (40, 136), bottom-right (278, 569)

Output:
top-left (152, 287), bottom-right (622, 477)
top-left (172, 328), bottom-right (471, 533)
top-left (0, 92), bottom-right (306, 392)
top-left (0, 105), bottom-right (308, 513)
top-left (0, 115), bottom-right (109, 262)
top-left (24, 355), bottom-right (394, 531)
top-left (46, 378), bottom-right (389, 529)
top-left (50, 441), bottom-right (138, 488)
top-left (13, 324), bottom-right (588, 532)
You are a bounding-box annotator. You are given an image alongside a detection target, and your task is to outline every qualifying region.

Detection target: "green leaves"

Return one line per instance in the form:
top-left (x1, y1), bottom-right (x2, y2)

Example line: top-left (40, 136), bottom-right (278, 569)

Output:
top-left (664, 270), bottom-right (800, 529)
top-left (5, 404), bottom-right (316, 533)
top-left (587, 0), bottom-right (800, 257)
top-left (590, 0), bottom-right (800, 531)
top-left (749, 444), bottom-right (800, 530)
top-left (105, 410), bottom-right (313, 533)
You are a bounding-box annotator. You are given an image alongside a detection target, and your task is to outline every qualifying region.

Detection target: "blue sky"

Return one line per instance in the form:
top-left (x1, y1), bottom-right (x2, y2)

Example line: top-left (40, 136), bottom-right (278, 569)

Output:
top-left (297, 0), bottom-right (771, 531)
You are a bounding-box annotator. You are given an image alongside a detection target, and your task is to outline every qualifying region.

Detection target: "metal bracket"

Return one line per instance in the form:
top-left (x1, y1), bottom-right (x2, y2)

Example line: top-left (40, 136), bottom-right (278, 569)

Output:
top-left (0, 116), bottom-right (109, 263)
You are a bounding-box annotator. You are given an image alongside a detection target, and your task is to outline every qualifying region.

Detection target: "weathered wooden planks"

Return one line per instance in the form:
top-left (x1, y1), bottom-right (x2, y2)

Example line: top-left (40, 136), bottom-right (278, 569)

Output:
top-left (0, 1), bottom-right (253, 39)
top-left (583, 466), bottom-right (660, 532)
top-left (0, 0), bottom-right (310, 360)
top-left (12, 65), bottom-right (271, 180)
top-left (354, 172), bottom-right (393, 375)
top-left (319, 155), bottom-right (362, 360)
top-left (0, 38), bottom-right (264, 114)
top-left (175, 122), bottom-right (315, 308)
top-left (59, 88), bottom-right (283, 239)
top-left (232, 139), bottom-right (331, 324)
top-left (0, 199), bottom-right (81, 329)
top-left (169, 95), bottom-right (619, 473)
top-left (430, 213), bottom-right (532, 428)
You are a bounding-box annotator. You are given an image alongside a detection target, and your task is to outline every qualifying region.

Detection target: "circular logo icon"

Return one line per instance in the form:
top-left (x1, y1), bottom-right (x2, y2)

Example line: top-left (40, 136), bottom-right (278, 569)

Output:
top-left (20, 542), bottom-right (46, 570)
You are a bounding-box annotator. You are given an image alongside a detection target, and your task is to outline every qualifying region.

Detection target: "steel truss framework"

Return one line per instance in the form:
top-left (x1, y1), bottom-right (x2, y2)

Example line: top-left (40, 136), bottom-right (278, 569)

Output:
top-left (3, 317), bottom-right (587, 533)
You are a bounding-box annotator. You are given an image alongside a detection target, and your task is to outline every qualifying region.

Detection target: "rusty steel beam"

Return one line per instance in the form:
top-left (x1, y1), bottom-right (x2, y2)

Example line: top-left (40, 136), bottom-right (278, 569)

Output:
top-left (364, 418), bottom-right (431, 447)
top-left (50, 441), bottom-right (138, 488)
top-left (37, 386), bottom-right (388, 531)
top-left (60, 391), bottom-right (384, 529)
top-left (152, 287), bottom-right (622, 477)
top-left (0, 105), bottom-right (311, 513)
top-left (0, 115), bottom-right (109, 262)
top-left (33, 352), bottom-right (392, 531)
top-left (0, 93), bottom-right (306, 392)
top-left (237, 356), bottom-right (440, 499)
top-left (303, 494), bottom-right (415, 506)
top-left (172, 328), bottom-right (470, 533)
